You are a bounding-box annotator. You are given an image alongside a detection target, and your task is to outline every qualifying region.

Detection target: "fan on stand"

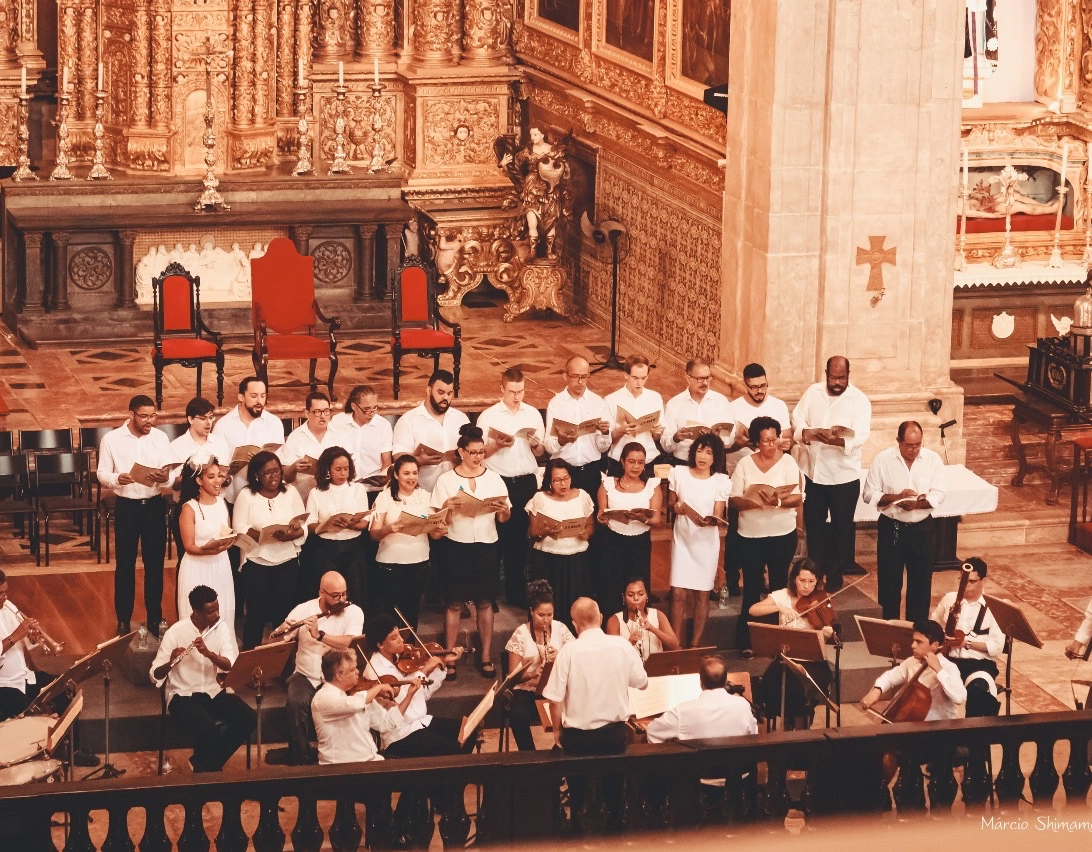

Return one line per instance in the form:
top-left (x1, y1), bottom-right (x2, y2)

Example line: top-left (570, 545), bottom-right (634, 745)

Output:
top-left (580, 212), bottom-right (631, 373)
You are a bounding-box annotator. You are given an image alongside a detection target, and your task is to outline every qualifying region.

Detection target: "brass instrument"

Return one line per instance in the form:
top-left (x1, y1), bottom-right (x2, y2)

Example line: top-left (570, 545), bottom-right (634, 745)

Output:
top-left (269, 600), bottom-right (350, 639)
top-left (3, 601), bottom-right (63, 656)
top-left (167, 618), bottom-right (224, 672)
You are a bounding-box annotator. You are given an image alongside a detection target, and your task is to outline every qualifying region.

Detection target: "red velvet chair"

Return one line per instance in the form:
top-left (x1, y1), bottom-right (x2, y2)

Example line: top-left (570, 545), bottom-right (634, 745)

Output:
top-left (390, 259), bottom-right (461, 399)
top-left (251, 237), bottom-right (341, 399)
top-left (151, 263), bottom-right (224, 409)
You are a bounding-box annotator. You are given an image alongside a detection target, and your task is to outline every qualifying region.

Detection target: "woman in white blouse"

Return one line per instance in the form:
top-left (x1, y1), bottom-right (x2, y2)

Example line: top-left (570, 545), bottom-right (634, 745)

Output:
top-left (233, 451), bottom-right (308, 649)
top-left (596, 442), bottom-right (662, 609)
top-left (432, 425), bottom-right (511, 679)
top-left (729, 416), bottom-right (804, 657)
top-left (605, 577), bottom-right (679, 660)
top-left (305, 446), bottom-right (371, 605)
top-left (370, 455), bottom-right (446, 630)
top-left (526, 458), bottom-right (595, 626)
top-left (504, 579), bottom-right (575, 750)
top-left (175, 456), bottom-right (235, 627)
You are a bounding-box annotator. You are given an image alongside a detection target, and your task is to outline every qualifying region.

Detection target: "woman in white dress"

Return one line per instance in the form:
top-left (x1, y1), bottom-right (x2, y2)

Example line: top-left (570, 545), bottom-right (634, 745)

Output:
top-left (668, 433), bottom-right (730, 647)
top-left (596, 442), bottom-right (662, 609)
top-left (305, 446), bottom-right (371, 605)
top-left (729, 416), bottom-right (805, 657)
top-left (504, 579), bottom-right (575, 750)
top-left (176, 457), bottom-right (235, 627)
top-left (605, 577), bottom-right (680, 660)
top-left (526, 458), bottom-right (595, 626)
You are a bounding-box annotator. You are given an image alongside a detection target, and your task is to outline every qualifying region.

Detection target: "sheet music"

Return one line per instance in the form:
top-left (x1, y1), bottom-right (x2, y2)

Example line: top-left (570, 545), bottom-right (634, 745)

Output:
top-left (628, 673), bottom-right (701, 719)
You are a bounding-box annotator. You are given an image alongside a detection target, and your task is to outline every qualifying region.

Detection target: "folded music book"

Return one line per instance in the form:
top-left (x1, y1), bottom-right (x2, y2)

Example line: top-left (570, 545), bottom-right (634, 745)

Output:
top-left (734, 483), bottom-right (798, 511)
top-left (601, 507), bottom-right (654, 524)
top-left (257, 512), bottom-right (310, 546)
top-left (801, 425), bottom-right (855, 443)
top-left (540, 513), bottom-right (591, 539)
top-left (487, 426), bottom-right (539, 442)
top-left (228, 443), bottom-right (283, 475)
top-left (551, 417), bottom-right (602, 440)
top-left (396, 510), bottom-right (450, 536)
top-left (413, 444), bottom-right (459, 464)
top-left (358, 473), bottom-right (390, 488)
top-left (682, 421), bottom-right (734, 439)
top-left (128, 462), bottom-right (174, 487)
top-left (213, 525), bottom-right (258, 554)
top-left (617, 408), bottom-right (661, 434)
top-left (450, 489), bottom-right (509, 518)
top-left (316, 511), bottom-right (372, 535)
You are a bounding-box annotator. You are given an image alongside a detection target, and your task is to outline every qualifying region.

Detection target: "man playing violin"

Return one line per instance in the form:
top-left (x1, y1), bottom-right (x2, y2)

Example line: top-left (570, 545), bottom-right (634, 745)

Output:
top-left (861, 619), bottom-right (966, 721)
top-left (930, 557), bottom-right (1002, 717)
top-left (150, 585), bottom-right (255, 772)
top-left (275, 571), bottom-right (364, 765)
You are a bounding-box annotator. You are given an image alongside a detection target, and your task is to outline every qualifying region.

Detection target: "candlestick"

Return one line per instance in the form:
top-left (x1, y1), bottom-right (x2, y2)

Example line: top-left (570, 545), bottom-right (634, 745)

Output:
top-left (292, 86), bottom-right (313, 177)
top-left (62, 65), bottom-right (69, 94)
top-left (195, 57), bottom-right (229, 211)
top-left (98, 62), bottom-right (103, 92)
top-left (49, 90), bottom-right (74, 181)
top-left (1049, 142), bottom-right (1069, 268)
top-left (12, 93), bottom-right (38, 181)
top-left (20, 64), bottom-right (26, 98)
top-left (87, 89), bottom-right (112, 180)
top-left (373, 57), bottom-right (379, 87)
top-left (328, 85), bottom-right (352, 175)
top-left (338, 61), bottom-right (344, 87)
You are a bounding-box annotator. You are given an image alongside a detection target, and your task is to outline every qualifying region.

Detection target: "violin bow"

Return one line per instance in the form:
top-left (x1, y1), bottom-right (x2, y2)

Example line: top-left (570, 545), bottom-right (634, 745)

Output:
top-left (393, 606), bottom-right (433, 655)
top-left (794, 574), bottom-right (869, 620)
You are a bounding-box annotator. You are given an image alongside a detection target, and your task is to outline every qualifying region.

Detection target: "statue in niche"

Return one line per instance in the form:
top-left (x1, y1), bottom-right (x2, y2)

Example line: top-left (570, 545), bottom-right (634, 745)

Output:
top-left (403, 218), bottom-right (421, 260)
top-left (231, 242), bottom-right (253, 299)
top-left (959, 170), bottom-right (1065, 218)
top-left (495, 126), bottom-right (574, 262)
top-left (136, 247), bottom-right (159, 303)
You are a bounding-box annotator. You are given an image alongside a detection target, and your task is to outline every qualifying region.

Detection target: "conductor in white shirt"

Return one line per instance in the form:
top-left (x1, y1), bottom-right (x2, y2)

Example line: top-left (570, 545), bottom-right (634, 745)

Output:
top-left (150, 585), bottom-right (256, 772)
top-left (862, 421), bottom-right (946, 622)
top-left (644, 655), bottom-right (758, 743)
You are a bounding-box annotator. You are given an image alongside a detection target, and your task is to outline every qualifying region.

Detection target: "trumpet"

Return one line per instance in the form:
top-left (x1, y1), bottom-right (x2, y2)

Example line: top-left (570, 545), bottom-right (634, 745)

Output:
top-left (4, 601), bottom-right (64, 656)
top-left (167, 618), bottom-right (224, 671)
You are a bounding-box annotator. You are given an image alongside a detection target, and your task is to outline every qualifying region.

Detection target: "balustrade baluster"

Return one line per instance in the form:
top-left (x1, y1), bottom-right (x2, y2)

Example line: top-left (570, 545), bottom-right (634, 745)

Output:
top-left (892, 752), bottom-right (926, 813)
top-left (1062, 733), bottom-right (1092, 803)
top-left (178, 799), bottom-right (210, 851)
top-left (214, 797), bottom-right (248, 852)
top-left (291, 796), bottom-right (324, 852)
top-left (762, 757), bottom-right (789, 819)
top-left (329, 797), bottom-right (362, 851)
top-left (393, 788), bottom-right (432, 849)
top-left (139, 804), bottom-right (172, 852)
top-left (63, 806), bottom-right (95, 852)
top-left (927, 754), bottom-right (958, 812)
top-left (438, 783), bottom-right (471, 846)
top-left (961, 746), bottom-right (993, 810)
top-left (252, 797), bottom-right (286, 851)
top-left (364, 791), bottom-right (394, 850)
top-left (995, 740), bottom-right (1025, 804)
top-left (1029, 737), bottom-right (1060, 808)
top-left (102, 804), bottom-right (135, 851)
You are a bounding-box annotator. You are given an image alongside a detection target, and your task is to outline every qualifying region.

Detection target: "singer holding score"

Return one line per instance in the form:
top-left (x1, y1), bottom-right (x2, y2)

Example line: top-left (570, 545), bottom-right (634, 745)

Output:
top-left (151, 586), bottom-right (255, 772)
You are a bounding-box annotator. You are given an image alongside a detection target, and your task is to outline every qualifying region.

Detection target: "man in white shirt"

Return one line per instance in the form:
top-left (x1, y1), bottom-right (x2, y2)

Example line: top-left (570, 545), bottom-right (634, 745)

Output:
top-left (645, 655), bottom-right (758, 743)
top-left (97, 394), bottom-right (174, 636)
top-left (150, 585), bottom-right (255, 772)
top-left (863, 420), bottom-right (946, 622)
top-left (930, 557), bottom-right (1001, 717)
top-left (543, 357), bottom-right (611, 501)
top-left (604, 354), bottom-right (665, 477)
top-left (1066, 598), bottom-right (1092, 661)
top-left (280, 392), bottom-right (348, 504)
top-left (272, 571), bottom-right (365, 764)
top-left (169, 397), bottom-right (230, 486)
top-left (477, 367), bottom-right (547, 606)
top-left (661, 357), bottom-right (733, 465)
top-left (861, 620), bottom-right (967, 721)
top-left (0, 571), bottom-right (53, 720)
top-left (330, 384), bottom-right (393, 502)
top-left (792, 356), bottom-right (872, 591)
top-left (543, 597), bottom-right (647, 832)
top-left (391, 369), bottom-right (469, 492)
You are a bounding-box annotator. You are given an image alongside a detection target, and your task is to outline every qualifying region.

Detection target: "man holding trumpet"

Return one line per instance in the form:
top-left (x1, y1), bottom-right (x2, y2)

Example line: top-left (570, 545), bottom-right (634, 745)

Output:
top-left (151, 585), bottom-right (255, 772)
top-left (0, 569), bottom-right (62, 721)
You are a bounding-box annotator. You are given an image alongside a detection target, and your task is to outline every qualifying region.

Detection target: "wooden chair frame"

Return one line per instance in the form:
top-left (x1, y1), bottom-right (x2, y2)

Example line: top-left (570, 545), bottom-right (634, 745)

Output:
top-left (152, 263), bottom-right (225, 409)
top-left (390, 259), bottom-right (461, 400)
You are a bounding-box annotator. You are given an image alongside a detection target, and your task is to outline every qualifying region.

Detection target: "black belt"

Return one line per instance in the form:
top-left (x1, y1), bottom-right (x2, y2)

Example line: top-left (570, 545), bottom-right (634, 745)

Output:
top-left (882, 515), bottom-right (933, 527)
top-left (569, 462), bottom-right (601, 472)
top-left (501, 473), bottom-right (538, 483)
top-left (116, 495), bottom-right (166, 505)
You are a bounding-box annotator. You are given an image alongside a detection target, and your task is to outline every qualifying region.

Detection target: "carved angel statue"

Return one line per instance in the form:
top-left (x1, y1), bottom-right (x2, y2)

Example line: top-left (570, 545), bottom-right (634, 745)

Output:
top-left (495, 126), bottom-right (574, 261)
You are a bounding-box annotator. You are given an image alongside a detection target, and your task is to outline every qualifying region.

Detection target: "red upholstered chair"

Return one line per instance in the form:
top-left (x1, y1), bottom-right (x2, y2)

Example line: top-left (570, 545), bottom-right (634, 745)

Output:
top-left (251, 237), bottom-right (341, 399)
top-left (151, 263), bottom-right (224, 409)
top-left (390, 259), bottom-right (461, 399)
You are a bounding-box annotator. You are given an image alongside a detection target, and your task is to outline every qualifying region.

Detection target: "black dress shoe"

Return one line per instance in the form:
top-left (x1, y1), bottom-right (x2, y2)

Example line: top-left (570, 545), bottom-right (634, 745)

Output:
top-left (741, 649), bottom-right (755, 661)
top-left (116, 621), bottom-right (130, 637)
top-left (73, 750), bottom-right (101, 768)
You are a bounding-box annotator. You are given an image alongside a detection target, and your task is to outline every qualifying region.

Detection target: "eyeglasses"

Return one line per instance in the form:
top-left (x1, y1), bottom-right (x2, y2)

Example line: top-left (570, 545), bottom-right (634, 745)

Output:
top-left (191, 414), bottom-right (216, 423)
top-left (550, 476), bottom-right (571, 485)
top-left (309, 409), bottom-right (332, 418)
top-left (134, 412), bottom-right (158, 421)
top-left (566, 373), bottom-right (591, 380)
top-left (687, 374), bottom-right (712, 382)
top-left (464, 448), bottom-right (487, 457)
top-left (259, 468), bottom-right (281, 477)
top-left (353, 403), bottom-right (379, 415)
top-left (745, 382), bottom-right (768, 391)
top-left (321, 589), bottom-right (349, 600)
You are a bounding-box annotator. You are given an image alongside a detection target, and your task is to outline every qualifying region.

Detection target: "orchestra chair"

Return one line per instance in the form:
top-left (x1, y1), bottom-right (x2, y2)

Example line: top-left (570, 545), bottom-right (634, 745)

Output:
top-left (157, 685), bottom-right (252, 775)
top-left (251, 238), bottom-right (340, 400)
top-left (80, 426), bottom-right (116, 563)
top-left (18, 428), bottom-right (74, 454)
top-left (390, 258), bottom-right (461, 400)
top-left (30, 451), bottom-right (96, 567)
top-left (0, 431), bottom-right (14, 454)
top-left (0, 453), bottom-right (37, 556)
top-left (151, 263), bottom-right (225, 410)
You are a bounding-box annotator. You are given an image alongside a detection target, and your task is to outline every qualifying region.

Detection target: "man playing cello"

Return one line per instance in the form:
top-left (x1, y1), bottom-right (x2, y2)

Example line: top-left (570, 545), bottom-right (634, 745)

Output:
top-left (861, 619), bottom-right (966, 721)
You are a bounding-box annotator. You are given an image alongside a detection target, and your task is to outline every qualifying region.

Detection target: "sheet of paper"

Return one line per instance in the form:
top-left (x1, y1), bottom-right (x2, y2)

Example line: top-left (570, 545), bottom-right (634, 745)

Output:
top-left (628, 673), bottom-right (702, 719)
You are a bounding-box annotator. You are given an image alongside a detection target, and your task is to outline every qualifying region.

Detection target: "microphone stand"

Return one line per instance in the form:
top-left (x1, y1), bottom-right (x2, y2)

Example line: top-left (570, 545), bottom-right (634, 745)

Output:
top-left (591, 230), bottom-right (626, 374)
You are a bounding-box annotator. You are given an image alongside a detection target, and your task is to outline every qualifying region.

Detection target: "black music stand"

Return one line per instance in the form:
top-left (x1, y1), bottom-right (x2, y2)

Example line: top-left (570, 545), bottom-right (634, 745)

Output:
top-left (222, 640), bottom-right (295, 768)
top-left (983, 595), bottom-right (1043, 715)
top-left (493, 661), bottom-right (531, 752)
top-left (643, 646), bottom-right (717, 677)
top-left (460, 661), bottom-right (527, 752)
top-left (750, 624), bottom-right (830, 729)
top-left (855, 616), bottom-right (916, 666)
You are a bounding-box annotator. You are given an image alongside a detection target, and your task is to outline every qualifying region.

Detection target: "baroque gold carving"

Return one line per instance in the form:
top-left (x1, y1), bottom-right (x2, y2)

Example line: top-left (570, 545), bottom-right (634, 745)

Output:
top-left (319, 91), bottom-right (395, 163)
top-left (508, 262), bottom-right (575, 322)
top-left (132, 0), bottom-right (151, 128)
top-left (253, 0), bottom-right (273, 125)
top-left (316, 0), bottom-right (354, 60)
top-left (463, 0), bottom-right (513, 65)
top-left (230, 133), bottom-right (275, 170)
top-left (432, 222), bottom-right (527, 307)
top-left (421, 98), bottom-right (500, 167)
top-left (234, 1), bottom-right (256, 127)
top-left (277, 0), bottom-right (296, 116)
top-left (150, 0), bottom-right (171, 129)
top-left (77, 5), bottom-right (95, 121)
top-left (356, 0), bottom-right (396, 58)
top-left (0, 101), bottom-right (17, 167)
top-left (414, 0), bottom-right (461, 65)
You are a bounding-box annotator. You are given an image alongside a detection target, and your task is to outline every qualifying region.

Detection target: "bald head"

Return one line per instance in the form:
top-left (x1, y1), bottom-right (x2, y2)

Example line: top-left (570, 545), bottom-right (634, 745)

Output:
top-left (319, 572), bottom-right (348, 610)
top-left (699, 655), bottom-right (728, 690)
top-left (564, 357), bottom-right (591, 398)
top-left (570, 597), bottom-right (602, 633)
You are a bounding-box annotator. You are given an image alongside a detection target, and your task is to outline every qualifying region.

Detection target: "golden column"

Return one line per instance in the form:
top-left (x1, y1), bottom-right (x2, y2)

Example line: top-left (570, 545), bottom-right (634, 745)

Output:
top-left (462, 0), bottom-right (511, 66)
top-left (131, 0), bottom-right (151, 127)
top-left (76, 4), bottom-right (95, 120)
top-left (233, 0), bottom-right (256, 127)
top-left (276, 0), bottom-right (296, 118)
top-left (356, 0), bottom-right (396, 60)
top-left (414, 0), bottom-right (461, 66)
top-left (295, 0), bottom-right (314, 112)
top-left (0, 1), bottom-right (16, 66)
top-left (316, 0), bottom-right (353, 60)
top-left (254, 0), bottom-right (273, 125)
top-left (150, 0), bottom-right (171, 130)
top-left (58, 4), bottom-right (77, 89)
top-left (16, 0), bottom-right (43, 69)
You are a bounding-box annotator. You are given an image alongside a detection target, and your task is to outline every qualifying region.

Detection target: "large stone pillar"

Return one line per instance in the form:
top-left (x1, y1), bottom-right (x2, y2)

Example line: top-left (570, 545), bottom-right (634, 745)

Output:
top-left (721, 0), bottom-right (966, 461)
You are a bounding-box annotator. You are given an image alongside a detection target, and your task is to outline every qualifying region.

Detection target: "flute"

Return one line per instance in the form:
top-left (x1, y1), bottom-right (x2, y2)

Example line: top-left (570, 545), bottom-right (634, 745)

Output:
top-left (270, 600), bottom-right (350, 639)
top-left (167, 618), bottom-right (223, 671)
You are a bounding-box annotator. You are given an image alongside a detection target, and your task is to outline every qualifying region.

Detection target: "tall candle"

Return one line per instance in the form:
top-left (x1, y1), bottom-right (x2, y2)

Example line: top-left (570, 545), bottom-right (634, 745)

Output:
top-left (962, 145), bottom-right (968, 193)
top-left (1060, 142), bottom-right (1069, 187)
top-left (98, 62), bottom-right (103, 92)
top-left (373, 57), bottom-right (379, 87)
top-left (20, 64), bottom-right (26, 98)
top-left (338, 61), bottom-right (344, 87)
top-left (62, 65), bottom-right (68, 94)
top-left (298, 58), bottom-right (305, 87)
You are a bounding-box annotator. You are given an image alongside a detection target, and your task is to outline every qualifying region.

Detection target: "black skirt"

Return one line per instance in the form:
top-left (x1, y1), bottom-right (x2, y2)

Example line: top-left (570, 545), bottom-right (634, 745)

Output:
top-left (530, 549), bottom-right (587, 627)
top-left (441, 540), bottom-right (501, 604)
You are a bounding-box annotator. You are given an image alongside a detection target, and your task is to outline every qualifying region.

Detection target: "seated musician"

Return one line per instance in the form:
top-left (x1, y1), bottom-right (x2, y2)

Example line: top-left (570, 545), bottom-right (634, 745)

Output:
top-left (604, 576), bottom-right (680, 660)
top-left (0, 570), bottom-right (56, 721)
top-left (1065, 597), bottom-right (1092, 660)
top-left (930, 557), bottom-right (1001, 717)
top-left (747, 558), bottom-right (833, 729)
top-left (275, 571), bottom-right (364, 765)
top-left (151, 585), bottom-right (256, 772)
top-left (504, 579), bottom-right (575, 750)
top-left (645, 654), bottom-right (757, 743)
top-left (542, 597), bottom-right (648, 833)
top-left (860, 619), bottom-right (967, 721)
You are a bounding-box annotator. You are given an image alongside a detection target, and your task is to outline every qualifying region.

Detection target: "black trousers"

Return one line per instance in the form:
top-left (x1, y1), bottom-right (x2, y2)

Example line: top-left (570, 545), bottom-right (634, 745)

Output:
top-left (736, 530), bottom-right (798, 650)
top-left (597, 528), bottom-right (651, 613)
top-left (507, 689), bottom-right (540, 751)
top-left (952, 657), bottom-right (1001, 717)
top-left (285, 672), bottom-right (320, 762)
top-left (876, 515), bottom-right (935, 622)
top-left (114, 495), bottom-right (168, 626)
top-left (241, 557), bottom-right (300, 649)
top-left (303, 535), bottom-right (367, 609)
top-left (384, 717), bottom-right (464, 816)
top-left (561, 722), bottom-right (628, 829)
top-left (168, 690), bottom-right (256, 771)
top-left (374, 560), bottom-right (430, 630)
top-left (569, 461), bottom-right (604, 506)
top-left (498, 473), bottom-right (538, 606)
top-left (802, 478), bottom-right (859, 586)
top-left (0, 671), bottom-right (50, 721)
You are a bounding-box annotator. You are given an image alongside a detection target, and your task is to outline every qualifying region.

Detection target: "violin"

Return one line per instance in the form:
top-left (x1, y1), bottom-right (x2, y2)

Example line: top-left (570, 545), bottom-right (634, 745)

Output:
top-left (395, 642), bottom-right (471, 674)
top-left (350, 673), bottom-right (424, 695)
top-left (794, 588), bottom-right (837, 631)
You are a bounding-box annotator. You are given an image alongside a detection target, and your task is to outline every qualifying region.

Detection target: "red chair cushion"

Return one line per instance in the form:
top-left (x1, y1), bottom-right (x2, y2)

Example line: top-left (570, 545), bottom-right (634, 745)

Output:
top-left (158, 338), bottom-right (218, 359)
top-left (399, 267), bottom-right (430, 323)
top-left (395, 329), bottom-right (456, 349)
top-left (161, 276), bottom-right (195, 332)
top-left (251, 238), bottom-right (317, 333)
top-left (261, 335), bottom-right (332, 359)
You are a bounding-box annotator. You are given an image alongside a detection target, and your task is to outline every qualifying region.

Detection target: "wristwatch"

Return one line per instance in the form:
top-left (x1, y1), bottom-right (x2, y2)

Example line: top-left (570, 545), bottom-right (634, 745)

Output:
top-left (317, 630), bottom-right (326, 643)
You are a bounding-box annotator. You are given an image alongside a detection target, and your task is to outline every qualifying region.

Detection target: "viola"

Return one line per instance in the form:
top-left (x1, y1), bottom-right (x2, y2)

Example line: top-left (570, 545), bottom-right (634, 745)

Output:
top-left (794, 589), bottom-right (837, 631)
